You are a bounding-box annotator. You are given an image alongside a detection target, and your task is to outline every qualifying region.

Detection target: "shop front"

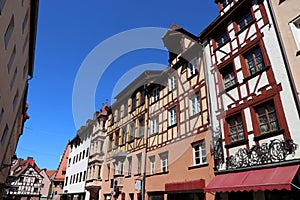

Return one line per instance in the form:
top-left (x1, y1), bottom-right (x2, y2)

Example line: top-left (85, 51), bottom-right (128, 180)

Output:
top-left (204, 165), bottom-right (300, 200)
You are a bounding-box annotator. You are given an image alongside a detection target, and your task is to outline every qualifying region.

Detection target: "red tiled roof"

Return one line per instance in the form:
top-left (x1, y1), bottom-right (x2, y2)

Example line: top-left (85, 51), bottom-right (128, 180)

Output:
top-left (54, 143), bottom-right (70, 181)
top-left (46, 170), bottom-right (57, 179)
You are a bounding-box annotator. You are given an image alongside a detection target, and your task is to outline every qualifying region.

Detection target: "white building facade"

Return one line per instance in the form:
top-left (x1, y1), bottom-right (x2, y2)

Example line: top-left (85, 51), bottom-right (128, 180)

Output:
top-left (63, 121), bottom-right (93, 200)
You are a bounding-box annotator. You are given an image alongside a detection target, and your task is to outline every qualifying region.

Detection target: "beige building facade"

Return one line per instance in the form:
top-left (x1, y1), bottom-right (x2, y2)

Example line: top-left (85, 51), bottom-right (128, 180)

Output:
top-left (0, 0), bottom-right (38, 198)
top-left (100, 25), bottom-right (215, 200)
top-left (268, 0), bottom-right (300, 114)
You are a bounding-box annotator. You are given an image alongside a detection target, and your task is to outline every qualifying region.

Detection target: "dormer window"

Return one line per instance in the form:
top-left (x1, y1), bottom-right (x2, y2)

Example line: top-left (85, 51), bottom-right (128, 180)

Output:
top-left (220, 0), bottom-right (233, 9)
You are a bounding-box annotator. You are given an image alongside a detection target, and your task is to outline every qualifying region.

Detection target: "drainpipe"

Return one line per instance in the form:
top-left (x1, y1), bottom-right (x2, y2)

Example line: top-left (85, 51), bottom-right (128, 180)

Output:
top-left (266, 0), bottom-right (300, 118)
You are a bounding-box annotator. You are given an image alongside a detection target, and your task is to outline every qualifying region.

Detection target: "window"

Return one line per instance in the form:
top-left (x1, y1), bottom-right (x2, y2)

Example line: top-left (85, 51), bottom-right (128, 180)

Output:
top-left (10, 68), bottom-right (17, 90)
top-left (22, 11), bottom-right (28, 34)
top-left (68, 158), bottom-right (71, 167)
top-left (1, 124), bottom-right (8, 145)
top-left (12, 90), bottom-right (19, 111)
top-left (220, 0), bottom-right (233, 8)
top-left (108, 135), bottom-right (113, 151)
top-left (255, 101), bottom-right (279, 134)
top-left (129, 123), bottom-right (135, 141)
top-left (82, 150), bottom-right (85, 159)
top-left (188, 58), bottom-right (198, 77)
top-left (160, 153), bottom-right (168, 172)
top-left (79, 152), bottom-right (82, 161)
top-left (168, 107), bottom-right (177, 127)
top-left (65, 177), bottom-right (68, 186)
top-left (23, 64), bottom-right (28, 79)
top-left (245, 47), bottom-right (265, 75)
top-left (193, 140), bottom-right (207, 165)
top-left (221, 66), bottom-right (236, 89)
top-left (115, 131), bottom-right (119, 147)
top-left (114, 162), bottom-right (119, 175)
top-left (4, 15), bottom-right (14, 49)
top-left (121, 127), bottom-right (127, 144)
top-left (69, 176), bottom-right (72, 184)
top-left (124, 103), bottom-right (128, 117)
top-left (79, 172), bottom-right (82, 182)
top-left (216, 32), bottom-right (229, 47)
top-left (149, 156), bottom-right (155, 175)
top-left (128, 157), bottom-right (132, 176)
top-left (137, 154), bottom-right (142, 174)
top-left (168, 74), bottom-right (176, 91)
top-left (83, 171), bottom-right (86, 181)
top-left (0, 108), bottom-right (4, 124)
top-left (7, 46), bottom-right (16, 72)
top-left (33, 188), bottom-right (38, 193)
top-left (131, 95), bottom-right (136, 111)
top-left (138, 118), bottom-right (144, 138)
top-left (153, 87), bottom-right (159, 102)
top-left (86, 147), bottom-right (89, 157)
top-left (107, 164), bottom-right (110, 179)
top-left (228, 114), bottom-right (245, 143)
top-left (119, 161), bottom-right (124, 175)
top-left (140, 90), bottom-right (145, 105)
top-left (0, 0), bottom-right (7, 14)
top-left (190, 95), bottom-right (201, 116)
top-left (237, 12), bottom-right (254, 30)
top-left (289, 16), bottom-right (300, 53)
top-left (151, 117), bottom-right (158, 135)
top-left (22, 33), bottom-right (28, 54)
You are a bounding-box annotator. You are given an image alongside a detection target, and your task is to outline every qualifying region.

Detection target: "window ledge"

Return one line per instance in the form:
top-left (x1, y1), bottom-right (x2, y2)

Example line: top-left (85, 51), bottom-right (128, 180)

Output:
top-left (187, 73), bottom-right (198, 81)
top-left (168, 123), bottom-right (177, 129)
top-left (225, 139), bottom-right (248, 149)
top-left (188, 163), bottom-right (208, 170)
top-left (114, 174), bottom-right (124, 178)
top-left (254, 129), bottom-right (284, 141)
top-left (125, 175), bottom-right (132, 178)
top-left (134, 173), bottom-right (142, 176)
top-left (190, 113), bottom-right (200, 120)
top-left (235, 20), bottom-right (256, 36)
top-left (243, 66), bottom-right (270, 82)
top-left (213, 40), bottom-right (230, 52)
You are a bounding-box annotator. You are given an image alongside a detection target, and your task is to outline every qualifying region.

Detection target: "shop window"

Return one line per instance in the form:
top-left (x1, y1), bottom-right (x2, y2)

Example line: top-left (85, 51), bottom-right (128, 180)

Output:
top-left (245, 47), bottom-right (265, 75)
top-left (227, 114), bottom-right (245, 143)
top-left (255, 101), bottom-right (279, 134)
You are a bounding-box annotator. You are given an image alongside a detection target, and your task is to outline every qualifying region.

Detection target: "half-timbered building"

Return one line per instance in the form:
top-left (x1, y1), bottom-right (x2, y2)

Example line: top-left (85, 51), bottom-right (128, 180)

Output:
top-left (7, 157), bottom-right (43, 200)
top-left (202, 0), bottom-right (300, 199)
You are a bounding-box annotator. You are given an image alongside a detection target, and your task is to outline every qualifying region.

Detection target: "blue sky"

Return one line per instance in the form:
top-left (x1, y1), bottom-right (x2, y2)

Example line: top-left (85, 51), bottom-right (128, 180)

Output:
top-left (16, 1), bottom-right (218, 170)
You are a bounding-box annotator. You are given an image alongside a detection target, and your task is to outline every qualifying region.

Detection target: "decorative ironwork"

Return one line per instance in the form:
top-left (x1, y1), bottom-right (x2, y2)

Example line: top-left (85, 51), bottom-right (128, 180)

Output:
top-left (226, 139), bottom-right (298, 169)
top-left (211, 126), bottom-right (224, 170)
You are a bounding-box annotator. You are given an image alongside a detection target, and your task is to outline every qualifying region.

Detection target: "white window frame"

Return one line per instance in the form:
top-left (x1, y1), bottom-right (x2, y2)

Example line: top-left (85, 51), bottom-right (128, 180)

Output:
top-left (168, 74), bottom-right (176, 91)
top-left (119, 161), bottom-right (124, 175)
top-left (153, 87), bottom-right (159, 102)
top-left (160, 153), bottom-right (168, 172)
top-left (149, 156), bottom-right (155, 175)
top-left (190, 95), bottom-right (201, 116)
top-left (168, 107), bottom-right (177, 127)
top-left (289, 16), bottom-right (300, 52)
top-left (114, 162), bottom-right (119, 175)
top-left (151, 117), bottom-right (158, 135)
top-left (193, 140), bottom-right (207, 166)
top-left (188, 58), bottom-right (198, 77)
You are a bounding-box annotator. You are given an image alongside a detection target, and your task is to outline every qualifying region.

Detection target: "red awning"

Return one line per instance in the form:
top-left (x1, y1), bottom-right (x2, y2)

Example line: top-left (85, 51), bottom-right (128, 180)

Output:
top-left (165, 179), bottom-right (205, 192)
top-left (204, 165), bottom-right (299, 193)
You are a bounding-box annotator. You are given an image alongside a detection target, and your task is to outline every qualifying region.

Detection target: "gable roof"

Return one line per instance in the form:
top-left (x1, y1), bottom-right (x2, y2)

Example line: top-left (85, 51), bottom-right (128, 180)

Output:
top-left (10, 157), bottom-right (41, 177)
top-left (54, 143), bottom-right (70, 182)
top-left (46, 170), bottom-right (57, 179)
